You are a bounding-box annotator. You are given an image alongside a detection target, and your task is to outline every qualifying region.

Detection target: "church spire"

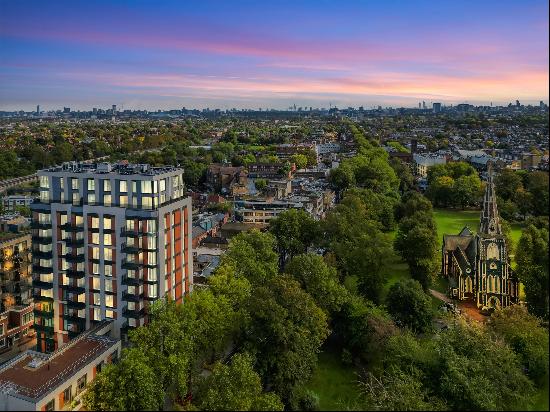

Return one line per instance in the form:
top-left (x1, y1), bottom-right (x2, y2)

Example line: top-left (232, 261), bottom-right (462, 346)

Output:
top-left (479, 162), bottom-right (502, 235)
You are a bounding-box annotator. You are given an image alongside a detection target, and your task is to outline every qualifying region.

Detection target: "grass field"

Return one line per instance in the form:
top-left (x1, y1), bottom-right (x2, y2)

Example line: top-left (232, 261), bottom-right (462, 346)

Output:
top-left (305, 350), bottom-right (361, 411)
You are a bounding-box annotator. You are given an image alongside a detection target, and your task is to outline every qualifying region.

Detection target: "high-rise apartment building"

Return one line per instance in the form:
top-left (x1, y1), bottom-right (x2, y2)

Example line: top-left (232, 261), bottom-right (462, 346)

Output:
top-left (31, 162), bottom-right (193, 353)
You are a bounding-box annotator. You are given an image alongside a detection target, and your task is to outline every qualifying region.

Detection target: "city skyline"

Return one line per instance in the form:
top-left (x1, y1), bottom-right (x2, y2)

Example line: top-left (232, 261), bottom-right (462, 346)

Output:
top-left (1, 0), bottom-right (548, 110)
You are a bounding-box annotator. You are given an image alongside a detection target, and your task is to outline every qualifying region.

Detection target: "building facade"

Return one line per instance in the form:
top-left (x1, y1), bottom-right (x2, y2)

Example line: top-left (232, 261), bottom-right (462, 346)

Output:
top-left (31, 162), bottom-right (193, 353)
top-left (0, 233), bottom-right (32, 313)
top-left (442, 169), bottom-right (519, 309)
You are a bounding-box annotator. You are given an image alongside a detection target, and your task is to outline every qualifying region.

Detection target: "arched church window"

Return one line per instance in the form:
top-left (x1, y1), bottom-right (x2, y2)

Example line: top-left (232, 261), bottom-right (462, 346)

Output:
top-left (465, 276), bottom-right (473, 293)
top-left (487, 243), bottom-right (499, 260)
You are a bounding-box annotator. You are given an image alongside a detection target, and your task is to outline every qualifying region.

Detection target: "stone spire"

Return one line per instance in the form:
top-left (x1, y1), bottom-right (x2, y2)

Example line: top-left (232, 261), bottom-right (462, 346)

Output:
top-left (479, 162), bottom-right (502, 235)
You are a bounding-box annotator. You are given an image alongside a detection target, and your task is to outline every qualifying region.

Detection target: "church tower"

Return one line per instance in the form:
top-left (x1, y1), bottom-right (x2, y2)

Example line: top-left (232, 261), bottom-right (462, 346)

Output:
top-left (476, 164), bottom-right (519, 309)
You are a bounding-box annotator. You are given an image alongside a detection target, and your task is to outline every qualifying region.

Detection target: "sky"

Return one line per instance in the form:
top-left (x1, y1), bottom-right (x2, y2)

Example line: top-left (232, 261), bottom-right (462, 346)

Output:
top-left (0, 0), bottom-right (548, 110)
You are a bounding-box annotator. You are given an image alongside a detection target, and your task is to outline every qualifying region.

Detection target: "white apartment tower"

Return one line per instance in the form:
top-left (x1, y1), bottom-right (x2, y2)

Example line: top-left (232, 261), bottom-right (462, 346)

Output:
top-left (31, 162), bottom-right (193, 352)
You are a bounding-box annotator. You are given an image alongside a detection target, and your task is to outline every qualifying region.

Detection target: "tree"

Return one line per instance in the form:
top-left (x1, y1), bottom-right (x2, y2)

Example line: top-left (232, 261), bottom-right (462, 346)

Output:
top-left (243, 275), bottom-right (329, 398)
top-left (290, 153), bottom-right (308, 170)
top-left (453, 174), bottom-right (482, 209)
top-left (332, 294), bottom-right (397, 364)
top-left (426, 175), bottom-right (454, 207)
top-left (254, 178), bottom-right (268, 192)
top-left (221, 230), bottom-right (279, 285)
top-left (269, 209), bottom-right (320, 266)
top-left (195, 353), bottom-right (284, 411)
top-left (488, 305), bottom-right (549, 385)
top-left (526, 171), bottom-right (549, 216)
top-left (394, 212), bottom-right (439, 290)
top-left (395, 191), bottom-right (432, 221)
top-left (386, 279), bottom-right (432, 333)
top-left (516, 225), bottom-right (549, 320)
top-left (285, 253), bottom-right (350, 316)
top-left (82, 348), bottom-right (164, 411)
top-left (495, 169), bottom-right (523, 201)
top-left (390, 157), bottom-right (416, 194)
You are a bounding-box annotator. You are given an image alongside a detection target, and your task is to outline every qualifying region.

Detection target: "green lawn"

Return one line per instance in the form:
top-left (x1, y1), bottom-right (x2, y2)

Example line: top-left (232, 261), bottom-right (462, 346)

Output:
top-left (306, 350), bottom-right (361, 411)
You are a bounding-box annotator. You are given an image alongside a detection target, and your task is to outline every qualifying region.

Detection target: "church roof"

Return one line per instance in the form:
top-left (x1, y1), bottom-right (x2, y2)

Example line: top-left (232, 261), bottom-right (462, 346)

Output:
top-left (479, 163), bottom-right (502, 235)
top-left (443, 234), bottom-right (474, 252)
top-left (459, 226), bottom-right (473, 236)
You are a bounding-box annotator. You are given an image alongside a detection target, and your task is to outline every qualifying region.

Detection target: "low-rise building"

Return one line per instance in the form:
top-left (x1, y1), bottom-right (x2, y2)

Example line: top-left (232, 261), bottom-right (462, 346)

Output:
top-left (0, 321), bottom-right (120, 411)
top-left (0, 305), bottom-right (34, 351)
top-left (412, 153), bottom-right (447, 178)
top-left (2, 196), bottom-right (34, 212)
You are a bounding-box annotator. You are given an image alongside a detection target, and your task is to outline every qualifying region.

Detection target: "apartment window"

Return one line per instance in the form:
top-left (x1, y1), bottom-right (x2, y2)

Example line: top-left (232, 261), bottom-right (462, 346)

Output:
top-left (132, 181), bottom-right (138, 193)
top-left (45, 399), bottom-right (55, 411)
top-left (105, 264), bottom-right (113, 277)
top-left (87, 193), bottom-right (96, 205)
top-left (93, 293), bottom-right (101, 306)
top-left (129, 318), bottom-right (136, 327)
top-left (160, 179), bottom-right (166, 192)
top-left (103, 179), bottom-right (111, 192)
top-left (92, 277), bottom-right (100, 291)
top-left (92, 247), bottom-right (100, 259)
top-left (105, 279), bottom-right (114, 293)
top-left (72, 192), bottom-right (80, 205)
top-left (103, 194), bottom-right (112, 206)
top-left (105, 295), bottom-right (114, 308)
top-left (63, 386), bottom-right (72, 403)
top-left (92, 263), bottom-right (100, 275)
top-left (106, 309), bottom-right (114, 319)
top-left (104, 248), bottom-right (113, 261)
top-left (71, 178), bottom-right (78, 190)
top-left (103, 217), bottom-right (112, 230)
top-left (76, 215), bottom-right (84, 226)
top-left (77, 375), bottom-right (87, 394)
top-left (119, 195), bottom-right (128, 207)
top-left (87, 179), bottom-right (95, 191)
top-left (119, 180), bottom-right (127, 193)
top-left (40, 176), bottom-right (50, 189)
top-left (148, 284), bottom-right (158, 299)
top-left (91, 216), bottom-right (99, 229)
top-left (142, 180), bottom-right (152, 194)
top-left (104, 234), bottom-right (112, 246)
top-left (148, 268), bottom-right (158, 282)
top-left (125, 219), bottom-right (135, 231)
top-left (93, 307), bottom-right (101, 321)
top-left (142, 197), bottom-right (153, 209)
top-left (91, 233), bottom-right (100, 245)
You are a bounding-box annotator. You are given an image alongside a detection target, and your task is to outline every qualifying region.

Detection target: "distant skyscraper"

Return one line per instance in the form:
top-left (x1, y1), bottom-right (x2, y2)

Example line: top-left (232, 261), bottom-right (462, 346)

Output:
top-left (63, 107), bottom-right (70, 113)
top-left (36, 105), bottom-right (40, 115)
top-left (112, 104), bottom-right (117, 114)
top-left (418, 102), bottom-right (422, 109)
top-left (516, 100), bottom-right (520, 107)
top-left (433, 102), bottom-right (442, 113)
top-left (422, 101), bottom-right (426, 109)
top-left (540, 101), bottom-right (545, 109)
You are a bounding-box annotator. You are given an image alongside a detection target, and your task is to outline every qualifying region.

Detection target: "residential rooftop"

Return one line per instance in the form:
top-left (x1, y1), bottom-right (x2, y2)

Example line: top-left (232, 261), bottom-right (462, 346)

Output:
top-left (39, 161), bottom-right (183, 177)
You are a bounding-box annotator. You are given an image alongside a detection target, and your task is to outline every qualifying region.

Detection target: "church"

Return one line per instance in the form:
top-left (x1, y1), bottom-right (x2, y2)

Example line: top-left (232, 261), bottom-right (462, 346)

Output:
top-left (441, 169), bottom-right (520, 310)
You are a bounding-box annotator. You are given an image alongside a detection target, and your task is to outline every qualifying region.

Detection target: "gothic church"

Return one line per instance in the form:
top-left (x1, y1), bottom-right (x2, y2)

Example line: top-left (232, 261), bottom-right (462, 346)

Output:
top-left (442, 169), bottom-right (519, 310)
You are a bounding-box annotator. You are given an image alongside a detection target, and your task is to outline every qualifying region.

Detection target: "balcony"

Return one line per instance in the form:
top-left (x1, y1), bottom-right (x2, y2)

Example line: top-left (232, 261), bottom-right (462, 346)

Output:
top-left (60, 223), bottom-right (84, 232)
top-left (122, 243), bottom-right (140, 254)
top-left (66, 300), bottom-right (86, 310)
top-left (32, 278), bottom-right (53, 289)
top-left (121, 275), bottom-right (143, 286)
top-left (123, 306), bottom-right (145, 319)
top-left (33, 264), bottom-right (54, 275)
top-left (61, 284), bottom-right (86, 294)
top-left (32, 250), bottom-right (53, 259)
top-left (63, 313), bottom-right (86, 324)
top-left (33, 308), bottom-right (54, 318)
top-left (121, 229), bottom-right (142, 238)
top-left (122, 261), bottom-right (140, 270)
top-left (64, 237), bottom-right (85, 247)
top-left (33, 293), bottom-right (54, 302)
top-left (122, 291), bottom-right (143, 302)
top-left (64, 253), bottom-right (86, 263)
top-left (33, 323), bottom-right (54, 334)
top-left (66, 268), bottom-right (86, 279)
top-left (30, 221), bottom-right (52, 229)
top-left (32, 235), bottom-right (52, 244)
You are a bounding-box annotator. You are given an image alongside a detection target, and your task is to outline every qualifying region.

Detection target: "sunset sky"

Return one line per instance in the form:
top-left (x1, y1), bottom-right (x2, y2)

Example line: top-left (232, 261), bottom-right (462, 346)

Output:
top-left (1, 0), bottom-right (548, 110)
